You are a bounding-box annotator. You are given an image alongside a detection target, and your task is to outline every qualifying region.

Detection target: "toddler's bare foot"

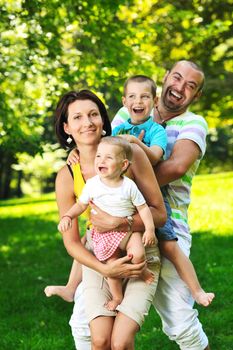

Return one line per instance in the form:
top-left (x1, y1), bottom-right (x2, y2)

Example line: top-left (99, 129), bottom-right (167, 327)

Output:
top-left (44, 285), bottom-right (74, 302)
top-left (193, 290), bottom-right (215, 307)
top-left (105, 298), bottom-right (122, 311)
top-left (140, 268), bottom-right (155, 284)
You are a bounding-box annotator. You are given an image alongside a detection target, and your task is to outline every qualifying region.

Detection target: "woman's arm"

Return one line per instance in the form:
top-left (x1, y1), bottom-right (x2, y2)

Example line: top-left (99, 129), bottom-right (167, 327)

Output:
top-left (90, 144), bottom-right (166, 233)
top-left (129, 144), bottom-right (166, 228)
top-left (56, 165), bottom-right (145, 278)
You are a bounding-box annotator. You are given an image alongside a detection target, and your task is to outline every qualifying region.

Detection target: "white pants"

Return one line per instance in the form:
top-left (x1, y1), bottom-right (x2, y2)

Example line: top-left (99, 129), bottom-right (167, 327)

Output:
top-left (69, 236), bottom-right (209, 350)
top-left (69, 284), bottom-right (91, 350)
top-left (153, 235), bottom-right (208, 350)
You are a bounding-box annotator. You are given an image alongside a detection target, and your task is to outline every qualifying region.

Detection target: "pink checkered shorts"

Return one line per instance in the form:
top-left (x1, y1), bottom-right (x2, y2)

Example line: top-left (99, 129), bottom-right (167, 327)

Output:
top-left (91, 228), bottom-right (127, 261)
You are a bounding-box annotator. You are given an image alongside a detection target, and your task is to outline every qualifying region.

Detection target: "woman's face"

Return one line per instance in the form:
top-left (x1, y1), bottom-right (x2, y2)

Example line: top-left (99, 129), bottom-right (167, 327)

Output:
top-left (64, 99), bottom-right (104, 146)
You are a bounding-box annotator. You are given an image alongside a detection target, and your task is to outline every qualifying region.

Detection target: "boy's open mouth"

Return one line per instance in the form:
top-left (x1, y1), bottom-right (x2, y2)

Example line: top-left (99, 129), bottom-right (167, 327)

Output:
top-left (133, 107), bottom-right (144, 114)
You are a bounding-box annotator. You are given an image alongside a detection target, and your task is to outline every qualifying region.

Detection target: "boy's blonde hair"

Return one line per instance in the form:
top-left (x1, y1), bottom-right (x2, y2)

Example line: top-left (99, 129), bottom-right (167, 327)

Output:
top-left (123, 75), bottom-right (157, 98)
top-left (99, 136), bottom-right (133, 162)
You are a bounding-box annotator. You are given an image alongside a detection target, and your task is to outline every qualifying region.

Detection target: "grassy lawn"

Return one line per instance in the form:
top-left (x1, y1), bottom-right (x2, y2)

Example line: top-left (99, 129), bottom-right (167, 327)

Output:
top-left (0, 172), bottom-right (232, 349)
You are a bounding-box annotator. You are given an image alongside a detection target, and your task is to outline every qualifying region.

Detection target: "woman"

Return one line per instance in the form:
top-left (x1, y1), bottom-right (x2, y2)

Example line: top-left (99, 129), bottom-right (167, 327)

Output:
top-left (53, 90), bottom-right (166, 350)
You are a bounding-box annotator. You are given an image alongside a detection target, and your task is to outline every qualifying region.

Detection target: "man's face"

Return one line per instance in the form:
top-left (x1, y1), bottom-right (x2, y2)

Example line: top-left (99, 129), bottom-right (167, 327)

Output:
top-left (161, 62), bottom-right (204, 114)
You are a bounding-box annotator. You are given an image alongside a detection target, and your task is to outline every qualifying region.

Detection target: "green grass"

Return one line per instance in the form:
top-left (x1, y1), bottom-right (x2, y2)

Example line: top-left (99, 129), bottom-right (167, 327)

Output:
top-left (0, 173), bottom-right (232, 349)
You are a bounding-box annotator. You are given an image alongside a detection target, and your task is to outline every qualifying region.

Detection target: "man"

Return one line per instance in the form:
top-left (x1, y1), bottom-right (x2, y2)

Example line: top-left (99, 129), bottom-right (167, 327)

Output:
top-left (112, 60), bottom-right (210, 350)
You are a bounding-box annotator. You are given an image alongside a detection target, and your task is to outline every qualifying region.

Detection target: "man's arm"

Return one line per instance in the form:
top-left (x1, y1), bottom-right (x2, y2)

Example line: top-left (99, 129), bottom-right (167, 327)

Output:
top-left (154, 139), bottom-right (201, 187)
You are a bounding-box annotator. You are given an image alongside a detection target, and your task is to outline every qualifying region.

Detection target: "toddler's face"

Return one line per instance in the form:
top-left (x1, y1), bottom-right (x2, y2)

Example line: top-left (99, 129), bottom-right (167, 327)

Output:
top-left (123, 81), bottom-right (156, 124)
top-left (95, 143), bottom-right (128, 180)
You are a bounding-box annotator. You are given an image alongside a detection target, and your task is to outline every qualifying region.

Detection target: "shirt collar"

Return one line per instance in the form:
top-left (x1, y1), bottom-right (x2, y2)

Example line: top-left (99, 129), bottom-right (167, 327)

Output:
top-left (123, 116), bottom-right (153, 130)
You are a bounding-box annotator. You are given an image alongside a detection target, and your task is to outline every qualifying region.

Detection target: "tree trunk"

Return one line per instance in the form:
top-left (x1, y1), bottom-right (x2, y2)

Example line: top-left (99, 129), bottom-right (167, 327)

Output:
top-left (16, 170), bottom-right (23, 198)
top-left (0, 151), bottom-right (15, 199)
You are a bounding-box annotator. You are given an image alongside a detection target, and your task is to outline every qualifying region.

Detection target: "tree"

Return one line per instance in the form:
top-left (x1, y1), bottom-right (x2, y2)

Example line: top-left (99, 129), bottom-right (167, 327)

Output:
top-left (0, 0), bottom-right (232, 198)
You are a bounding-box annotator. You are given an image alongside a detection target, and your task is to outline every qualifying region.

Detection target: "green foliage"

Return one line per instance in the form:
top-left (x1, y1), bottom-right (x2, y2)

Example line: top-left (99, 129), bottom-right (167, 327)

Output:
top-left (12, 143), bottom-right (67, 195)
top-left (0, 172), bottom-right (232, 349)
top-left (0, 0), bottom-right (232, 198)
top-left (199, 125), bottom-right (233, 173)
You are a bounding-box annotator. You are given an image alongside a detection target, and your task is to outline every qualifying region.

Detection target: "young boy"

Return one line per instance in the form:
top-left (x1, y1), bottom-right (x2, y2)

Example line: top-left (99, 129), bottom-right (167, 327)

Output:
top-left (112, 75), bottom-right (166, 166)
top-left (45, 75), bottom-right (214, 307)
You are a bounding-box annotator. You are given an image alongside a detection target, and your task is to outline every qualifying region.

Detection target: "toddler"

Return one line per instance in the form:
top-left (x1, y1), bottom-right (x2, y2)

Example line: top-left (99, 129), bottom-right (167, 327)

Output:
top-left (57, 136), bottom-right (157, 310)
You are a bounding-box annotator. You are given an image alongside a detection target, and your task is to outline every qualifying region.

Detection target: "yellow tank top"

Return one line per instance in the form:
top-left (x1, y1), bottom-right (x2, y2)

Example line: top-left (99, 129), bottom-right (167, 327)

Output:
top-left (72, 163), bottom-right (91, 227)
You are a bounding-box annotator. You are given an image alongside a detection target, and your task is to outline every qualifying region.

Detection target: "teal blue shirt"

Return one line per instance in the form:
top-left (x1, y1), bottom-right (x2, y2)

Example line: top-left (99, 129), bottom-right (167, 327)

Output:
top-left (112, 116), bottom-right (167, 153)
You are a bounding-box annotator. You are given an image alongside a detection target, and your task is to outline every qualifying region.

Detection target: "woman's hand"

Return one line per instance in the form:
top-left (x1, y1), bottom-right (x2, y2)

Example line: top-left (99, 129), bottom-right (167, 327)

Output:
top-left (103, 254), bottom-right (146, 278)
top-left (90, 201), bottom-right (123, 233)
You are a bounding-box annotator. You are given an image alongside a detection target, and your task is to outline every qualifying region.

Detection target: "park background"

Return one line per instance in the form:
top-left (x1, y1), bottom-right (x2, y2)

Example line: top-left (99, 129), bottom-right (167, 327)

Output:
top-left (0, 0), bottom-right (232, 349)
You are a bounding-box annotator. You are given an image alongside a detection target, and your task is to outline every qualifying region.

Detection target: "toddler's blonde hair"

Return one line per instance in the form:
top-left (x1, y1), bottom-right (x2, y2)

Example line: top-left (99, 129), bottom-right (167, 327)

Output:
top-left (99, 136), bottom-right (133, 162)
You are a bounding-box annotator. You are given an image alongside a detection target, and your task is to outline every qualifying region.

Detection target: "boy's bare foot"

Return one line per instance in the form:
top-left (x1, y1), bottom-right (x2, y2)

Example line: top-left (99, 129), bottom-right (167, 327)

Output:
top-left (44, 285), bottom-right (74, 302)
top-left (140, 268), bottom-right (155, 284)
top-left (105, 298), bottom-right (122, 311)
top-left (193, 290), bottom-right (215, 307)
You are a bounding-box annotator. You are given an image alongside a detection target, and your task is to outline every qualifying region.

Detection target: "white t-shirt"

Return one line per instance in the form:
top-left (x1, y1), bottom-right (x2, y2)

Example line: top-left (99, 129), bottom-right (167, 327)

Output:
top-left (79, 175), bottom-right (146, 217)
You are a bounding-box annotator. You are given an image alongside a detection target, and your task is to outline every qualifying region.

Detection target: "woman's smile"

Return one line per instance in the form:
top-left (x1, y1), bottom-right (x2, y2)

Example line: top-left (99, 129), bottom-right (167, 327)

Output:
top-left (81, 128), bottom-right (96, 134)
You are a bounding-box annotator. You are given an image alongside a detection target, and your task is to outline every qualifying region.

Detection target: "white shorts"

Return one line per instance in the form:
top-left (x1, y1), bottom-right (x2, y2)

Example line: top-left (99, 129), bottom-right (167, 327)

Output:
top-left (82, 245), bottom-right (161, 327)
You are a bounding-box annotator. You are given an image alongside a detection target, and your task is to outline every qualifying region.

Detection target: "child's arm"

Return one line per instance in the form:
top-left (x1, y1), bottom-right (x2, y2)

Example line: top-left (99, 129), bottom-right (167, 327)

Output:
top-left (67, 148), bottom-right (80, 165)
top-left (136, 203), bottom-right (158, 246)
top-left (58, 200), bottom-right (88, 233)
top-left (118, 134), bottom-right (163, 166)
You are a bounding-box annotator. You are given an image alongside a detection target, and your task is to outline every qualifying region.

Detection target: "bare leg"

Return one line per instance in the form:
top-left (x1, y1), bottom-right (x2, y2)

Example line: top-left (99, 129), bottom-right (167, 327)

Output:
top-left (44, 259), bottom-right (82, 302)
top-left (111, 312), bottom-right (139, 350)
top-left (90, 316), bottom-right (114, 350)
top-left (127, 232), bottom-right (154, 284)
top-left (105, 249), bottom-right (124, 311)
top-left (160, 240), bottom-right (215, 307)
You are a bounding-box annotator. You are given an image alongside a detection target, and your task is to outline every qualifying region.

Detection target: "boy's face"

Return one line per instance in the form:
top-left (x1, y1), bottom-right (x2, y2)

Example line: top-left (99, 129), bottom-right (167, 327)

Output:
top-left (122, 81), bottom-right (157, 124)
